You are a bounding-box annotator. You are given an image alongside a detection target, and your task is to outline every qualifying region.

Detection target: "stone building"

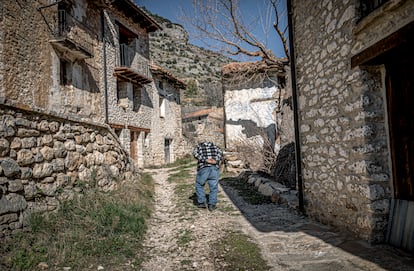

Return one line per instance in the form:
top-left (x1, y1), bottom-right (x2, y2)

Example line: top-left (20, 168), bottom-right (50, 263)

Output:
top-left (147, 64), bottom-right (188, 166)
top-left (222, 61), bottom-right (292, 174)
top-left (0, 0), bottom-right (189, 168)
top-left (289, 0), bottom-right (413, 251)
top-left (182, 107), bottom-right (225, 148)
top-left (0, 0), bottom-right (187, 235)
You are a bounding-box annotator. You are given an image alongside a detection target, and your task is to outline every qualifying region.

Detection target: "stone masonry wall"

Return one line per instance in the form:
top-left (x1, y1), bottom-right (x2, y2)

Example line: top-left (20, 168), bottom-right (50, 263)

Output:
top-left (1, 0), bottom-right (52, 107)
top-left (292, 0), bottom-right (393, 242)
top-left (0, 103), bottom-right (137, 237)
top-left (146, 78), bottom-right (189, 166)
top-left (0, 0), bottom-right (105, 123)
top-left (104, 6), bottom-right (153, 130)
top-left (182, 107), bottom-right (225, 149)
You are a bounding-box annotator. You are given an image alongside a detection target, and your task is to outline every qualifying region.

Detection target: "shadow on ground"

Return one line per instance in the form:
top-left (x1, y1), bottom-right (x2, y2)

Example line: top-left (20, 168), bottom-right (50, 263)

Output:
top-left (219, 176), bottom-right (414, 271)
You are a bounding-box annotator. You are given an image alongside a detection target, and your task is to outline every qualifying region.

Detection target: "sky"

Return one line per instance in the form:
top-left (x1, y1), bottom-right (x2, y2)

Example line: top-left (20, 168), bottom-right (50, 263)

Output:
top-left (135, 0), bottom-right (288, 61)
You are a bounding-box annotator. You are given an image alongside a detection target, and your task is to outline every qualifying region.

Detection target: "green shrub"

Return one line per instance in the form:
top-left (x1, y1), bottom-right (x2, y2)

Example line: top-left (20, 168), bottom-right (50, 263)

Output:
top-left (0, 174), bottom-right (154, 270)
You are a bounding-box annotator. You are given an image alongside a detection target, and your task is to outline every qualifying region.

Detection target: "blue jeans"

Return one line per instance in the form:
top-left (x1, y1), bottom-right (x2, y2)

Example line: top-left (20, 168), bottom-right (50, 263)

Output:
top-left (195, 166), bottom-right (219, 205)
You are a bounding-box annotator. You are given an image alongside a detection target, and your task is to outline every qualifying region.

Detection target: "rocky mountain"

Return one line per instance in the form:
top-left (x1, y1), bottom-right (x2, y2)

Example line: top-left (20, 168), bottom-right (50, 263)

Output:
top-left (147, 11), bottom-right (234, 107)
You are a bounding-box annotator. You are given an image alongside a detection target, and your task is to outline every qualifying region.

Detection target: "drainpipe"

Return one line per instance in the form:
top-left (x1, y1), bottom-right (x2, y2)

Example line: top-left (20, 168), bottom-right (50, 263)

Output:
top-left (287, 0), bottom-right (304, 212)
top-left (101, 10), bottom-right (109, 124)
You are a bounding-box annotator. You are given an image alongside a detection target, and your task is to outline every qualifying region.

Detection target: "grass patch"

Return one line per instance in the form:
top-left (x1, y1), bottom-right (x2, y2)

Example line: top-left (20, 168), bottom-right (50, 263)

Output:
top-left (168, 162), bottom-right (197, 173)
top-left (165, 154), bottom-right (194, 168)
top-left (177, 229), bottom-right (193, 246)
top-left (180, 259), bottom-right (192, 268)
top-left (211, 230), bottom-right (270, 271)
top-left (175, 183), bottom-right (194, 199)
top-left (220, 177), bottom-right (272, 205)
top-left (168, 169), bottom-right (192, 184)
top-left (0, 173), bottom-right (155, 271)
top-left (216, 203), bottom-right (237, 214)
top-left (147, 154), bottom-right (196, 170)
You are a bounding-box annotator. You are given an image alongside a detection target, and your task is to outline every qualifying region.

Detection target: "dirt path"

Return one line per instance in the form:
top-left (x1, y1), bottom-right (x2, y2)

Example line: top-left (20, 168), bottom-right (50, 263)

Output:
top-left (140, 166), bottom-right (414, 271)
top-left (140, 166), bottom-right (241, 270)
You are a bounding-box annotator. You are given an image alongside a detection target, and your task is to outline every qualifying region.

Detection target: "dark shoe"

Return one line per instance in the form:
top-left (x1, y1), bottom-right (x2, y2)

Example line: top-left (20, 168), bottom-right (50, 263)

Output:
top-left (208, 204), bottom-right (216, 211)
top-left (190, 193), bottom-right (198, 205)
top-left (197, 203), bottom-right (207, 208)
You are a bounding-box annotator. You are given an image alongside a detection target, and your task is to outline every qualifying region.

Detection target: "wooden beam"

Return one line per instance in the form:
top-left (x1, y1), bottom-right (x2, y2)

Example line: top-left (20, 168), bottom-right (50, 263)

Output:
top-left (127, 125), bottom-right (150, 133)
top-left (351, 22), bottom-right (413, 68)
top-left (109, 123), bottom-right (124, 129)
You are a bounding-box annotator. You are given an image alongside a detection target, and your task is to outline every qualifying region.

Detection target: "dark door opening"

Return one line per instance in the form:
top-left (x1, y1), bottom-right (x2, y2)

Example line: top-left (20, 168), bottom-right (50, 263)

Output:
top-left (383, 39), bottom-right (414, 252)
top-left (164, 139), bottom-right (172, 164)
top-left (385, 43), bottom-right (414, 201)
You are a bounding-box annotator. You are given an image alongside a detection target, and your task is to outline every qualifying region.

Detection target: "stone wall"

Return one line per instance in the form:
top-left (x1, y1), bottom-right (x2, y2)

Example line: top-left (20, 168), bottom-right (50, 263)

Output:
top-left (146, 77), bottom-right (191, 166)
top-left (104, 6), bottom-right (154, 130)
top-left (291, 0), bottom-right (394, 242)
top-left (0, 103), bottom-right (137, 237)
top-left (0, 0), bottom-right (105, 122)
top-left (182, 107), bottom-right (225, 148)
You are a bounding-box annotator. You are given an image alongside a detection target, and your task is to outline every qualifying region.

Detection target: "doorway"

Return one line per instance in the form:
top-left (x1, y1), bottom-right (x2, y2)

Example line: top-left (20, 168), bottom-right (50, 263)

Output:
top-left (384, 39), bottom-right (414, 252)
top-left (130, 131), bottom-right (138, 165)
top-left (164, 138), bottom-right (172, 164)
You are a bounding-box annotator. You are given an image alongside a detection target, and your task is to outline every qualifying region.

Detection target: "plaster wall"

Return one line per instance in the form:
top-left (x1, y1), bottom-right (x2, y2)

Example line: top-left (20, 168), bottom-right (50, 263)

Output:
top-left (225, 86), bottom-right (279, 151)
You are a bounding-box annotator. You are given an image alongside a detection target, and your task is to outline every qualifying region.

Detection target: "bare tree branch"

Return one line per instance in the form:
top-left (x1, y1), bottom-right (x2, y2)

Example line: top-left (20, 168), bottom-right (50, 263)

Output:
top-left (270, 0), bottom-right (290, 60)
top-left (180, 0), bottom-right (289, 65)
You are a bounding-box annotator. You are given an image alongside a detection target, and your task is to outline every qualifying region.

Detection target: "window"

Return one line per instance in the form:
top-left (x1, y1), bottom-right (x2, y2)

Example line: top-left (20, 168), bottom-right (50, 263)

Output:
top-left (118, 24), bottom-right (137, 67)
top-left (60, 59), bottom-right (70, 85)
top-left (117, 81), bottom-right (143, 111)
top-left (159, 96), bottom-right (166, 118)
top-left (176, 93), bottom-right (180, 105)
top-left (133, 85), bottom-right (142, 112)
top-left (117, 80), bottom-right (129, 109)
top-left (58, 10), bottom-right (67, 35)
top-left (114, 128), bottom-right (122, 138)
top-left (57, 1), bottom-right (71, 35)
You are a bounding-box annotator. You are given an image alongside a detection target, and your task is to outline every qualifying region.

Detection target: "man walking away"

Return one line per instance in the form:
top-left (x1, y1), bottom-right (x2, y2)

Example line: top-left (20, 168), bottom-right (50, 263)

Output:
top-left (192, 141), bottom-right (223, 211)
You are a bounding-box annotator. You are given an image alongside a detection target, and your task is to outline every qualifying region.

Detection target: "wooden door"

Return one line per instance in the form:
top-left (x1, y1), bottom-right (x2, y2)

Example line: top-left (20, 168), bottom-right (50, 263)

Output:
top-left (164, 139), bottom-right (171, 164)
top-left (130, 131), bottom-right (137, 164)
top-left (385, 40), bottom-right (414, 252)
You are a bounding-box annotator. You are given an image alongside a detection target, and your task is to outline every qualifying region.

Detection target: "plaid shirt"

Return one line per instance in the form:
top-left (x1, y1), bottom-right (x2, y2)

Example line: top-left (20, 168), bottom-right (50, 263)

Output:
top-left (193, 142), bottom-right (223, 170)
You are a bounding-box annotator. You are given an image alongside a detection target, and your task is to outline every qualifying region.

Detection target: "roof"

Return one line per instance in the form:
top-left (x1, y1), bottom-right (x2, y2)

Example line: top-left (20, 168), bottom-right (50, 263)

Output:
top-left (182, 107), bottom-right (223, 120)
top-left (150, 64), bottom-right (187, 89)
top-left (222, 61), bottom-right (286, 76)
top-left (110, 0), bottom-right (162, 32)
top-left (182, 108), bottom-right (214, 119)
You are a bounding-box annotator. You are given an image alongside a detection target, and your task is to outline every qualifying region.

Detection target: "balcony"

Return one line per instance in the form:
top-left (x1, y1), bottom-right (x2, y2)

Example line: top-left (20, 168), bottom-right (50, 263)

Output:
top-left (49, 10), bottom-right (93, 60)
top-left (114, 43), bottom-right (152, 85)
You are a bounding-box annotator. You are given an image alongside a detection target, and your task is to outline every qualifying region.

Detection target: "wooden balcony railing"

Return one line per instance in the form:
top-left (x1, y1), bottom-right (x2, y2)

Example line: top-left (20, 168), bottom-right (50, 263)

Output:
top-left (49, 10), bottom-right (93, 59)
top-left (115, 44), bottom-right (152, 85)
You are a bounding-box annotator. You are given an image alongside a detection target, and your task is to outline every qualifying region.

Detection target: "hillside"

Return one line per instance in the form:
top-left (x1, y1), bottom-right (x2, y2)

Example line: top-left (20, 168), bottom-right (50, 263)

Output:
top-left (147, 11), bottom-right (234, 107)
